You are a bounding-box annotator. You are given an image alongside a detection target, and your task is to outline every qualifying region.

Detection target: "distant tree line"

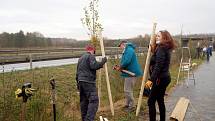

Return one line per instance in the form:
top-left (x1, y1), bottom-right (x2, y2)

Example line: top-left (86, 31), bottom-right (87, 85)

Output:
top-left (0, 30), bottom-right (151, 48)
top-left (0, 30), bottom-right (52, 48)
top-left (0, 30), bottom-right (214, 48)
top-left (0, 30), bottom-right (80, 48)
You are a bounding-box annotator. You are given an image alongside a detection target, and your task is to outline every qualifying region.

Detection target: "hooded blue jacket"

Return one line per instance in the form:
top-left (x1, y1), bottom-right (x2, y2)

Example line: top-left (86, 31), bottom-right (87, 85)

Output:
top-left (120, 43), bottom-right (143, 77)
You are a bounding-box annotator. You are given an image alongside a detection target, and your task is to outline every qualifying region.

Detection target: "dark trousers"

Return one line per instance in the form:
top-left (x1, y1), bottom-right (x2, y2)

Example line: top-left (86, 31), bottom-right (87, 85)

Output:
top-left (148, 76), bottom-right (170, 121)
top-left (207, 53), bottom-right (210, 61)
top-left (79, 82), bottom-right (99, 121)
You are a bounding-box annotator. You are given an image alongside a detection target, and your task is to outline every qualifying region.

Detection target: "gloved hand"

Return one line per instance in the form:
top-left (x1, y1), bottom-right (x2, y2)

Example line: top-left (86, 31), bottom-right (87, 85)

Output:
top-left (145, 80), bottom-right (153, 89)
top-left (113, 65), bottom-right (121, 71)
top-left (15, 88), bottom-right (22, 99)
top-left (102, 57), bottom-right (107, 63)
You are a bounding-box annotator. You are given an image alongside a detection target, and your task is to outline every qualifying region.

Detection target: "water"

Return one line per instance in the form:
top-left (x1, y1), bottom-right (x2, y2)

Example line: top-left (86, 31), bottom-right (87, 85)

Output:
top-left (0, 58), bottom-right (79, 73)
top-left (0, 54), bottom-right (124, 73)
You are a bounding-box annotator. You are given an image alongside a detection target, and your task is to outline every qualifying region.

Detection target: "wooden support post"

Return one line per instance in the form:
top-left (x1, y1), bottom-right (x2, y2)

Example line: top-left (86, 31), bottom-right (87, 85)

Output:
top-left (29, 54), bottom-right (33, 70)
top-left (176, 58), bottom-right (183, 85)
top-left (99, 116), bottom-right (104, 121)
top-left (50, 78), bottom-right (56, 121)
top-left (103, 118), bottom-right (109, 121)
top-left (136, 23), bottom-right (157, 116)
top-left (170, 97), bottom-right (190, 121)
top-left (99, 33), bottom-right (114, 116)
top-left (98, 67), bottom-right (102, 110)
top-left (116, 48), bottom-right (119, 59)
top-left (99, 116), bottom-right (108, 121)
top-left (20, 102), bottom-right (26, 121)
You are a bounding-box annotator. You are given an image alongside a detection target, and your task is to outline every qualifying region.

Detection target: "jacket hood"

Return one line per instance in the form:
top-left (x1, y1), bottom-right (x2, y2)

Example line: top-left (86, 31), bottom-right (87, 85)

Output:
top-left (126, 42), bottom-right (136, 49)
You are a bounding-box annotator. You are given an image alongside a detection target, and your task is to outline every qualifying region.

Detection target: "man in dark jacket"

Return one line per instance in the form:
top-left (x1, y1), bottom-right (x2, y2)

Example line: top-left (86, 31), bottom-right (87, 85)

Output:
top-left (76, 44), bottom-right (107, 121)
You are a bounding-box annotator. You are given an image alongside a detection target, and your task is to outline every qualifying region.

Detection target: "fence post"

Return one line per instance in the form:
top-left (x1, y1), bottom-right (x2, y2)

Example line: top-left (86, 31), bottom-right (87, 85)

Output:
top-left (29, 54), bottom-right (33, 70)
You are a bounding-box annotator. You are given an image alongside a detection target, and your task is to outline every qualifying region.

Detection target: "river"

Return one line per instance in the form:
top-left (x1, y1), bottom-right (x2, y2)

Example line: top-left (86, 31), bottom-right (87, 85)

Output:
top-left (0, 54), bottom-right (125, 73)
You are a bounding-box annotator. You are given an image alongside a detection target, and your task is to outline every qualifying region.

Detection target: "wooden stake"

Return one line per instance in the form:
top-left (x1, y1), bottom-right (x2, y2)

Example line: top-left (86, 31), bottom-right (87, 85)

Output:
top-left (170, 97), bottom-right (190, 121)
top-left (20, 102), bottom-right (26, 121)
top-left (176, 58), bottom-right (183, 85)
top-left (136, 23), bottom-right (157, 116)
top-left (103, 118), bottom-right (109, 121)
top-left (50, 78), bottom-right (56, 121)
top-left (29, 54), bottom-right (32, 70)
top-left (98, 67), bottom-right (102, 110)
top-left (98, 32), bottom-right (114, 116)
top-left (99, 116), bottom-right (104, 121)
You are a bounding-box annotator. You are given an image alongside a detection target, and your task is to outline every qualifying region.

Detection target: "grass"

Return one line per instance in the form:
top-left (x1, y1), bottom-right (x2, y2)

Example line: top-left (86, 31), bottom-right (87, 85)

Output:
top-left (0, 51), bottom-right (204, 121)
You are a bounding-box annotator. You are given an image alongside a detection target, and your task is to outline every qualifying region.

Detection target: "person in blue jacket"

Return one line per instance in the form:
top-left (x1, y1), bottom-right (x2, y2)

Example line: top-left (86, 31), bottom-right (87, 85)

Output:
top-left (206, 45), bottom-right (211, 61)
top-left (114, 40), bottom-right (143, 112)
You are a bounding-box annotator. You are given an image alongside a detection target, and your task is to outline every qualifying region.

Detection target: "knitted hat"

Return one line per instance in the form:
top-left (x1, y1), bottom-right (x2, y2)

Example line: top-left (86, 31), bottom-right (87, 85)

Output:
top-left (85, 44), bottom-right (96, 51)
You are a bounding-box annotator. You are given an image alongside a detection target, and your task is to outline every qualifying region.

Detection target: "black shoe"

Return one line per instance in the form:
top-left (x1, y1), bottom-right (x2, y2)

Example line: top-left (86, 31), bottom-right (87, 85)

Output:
top-left (123, 105), bottom-right (129, 109)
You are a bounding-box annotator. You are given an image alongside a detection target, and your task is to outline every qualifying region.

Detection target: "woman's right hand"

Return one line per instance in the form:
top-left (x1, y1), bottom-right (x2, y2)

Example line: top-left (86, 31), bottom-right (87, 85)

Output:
top-left (145, 80), bottom-right (153, 89)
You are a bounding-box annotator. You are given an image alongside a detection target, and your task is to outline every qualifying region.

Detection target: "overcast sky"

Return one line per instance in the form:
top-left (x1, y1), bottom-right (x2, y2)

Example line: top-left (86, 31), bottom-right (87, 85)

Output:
top-left (0, 0), bottom-right (214, 40)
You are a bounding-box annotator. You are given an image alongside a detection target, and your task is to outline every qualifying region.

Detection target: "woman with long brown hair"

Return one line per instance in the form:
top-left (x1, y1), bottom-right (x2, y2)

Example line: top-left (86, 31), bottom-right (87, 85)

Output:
top-left (145, 30), bottom-right (176, 121)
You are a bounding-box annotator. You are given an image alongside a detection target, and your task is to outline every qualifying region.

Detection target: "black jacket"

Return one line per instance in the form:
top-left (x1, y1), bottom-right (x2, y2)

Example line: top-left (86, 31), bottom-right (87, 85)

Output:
top-left (76, 52), bottom-right (106, 84)
top-left (149, 45), bottom-right (171, 84)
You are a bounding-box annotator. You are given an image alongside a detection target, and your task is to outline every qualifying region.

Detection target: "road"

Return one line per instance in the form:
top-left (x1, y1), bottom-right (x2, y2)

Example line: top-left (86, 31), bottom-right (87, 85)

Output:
top-left (166, 54), bottom-right (215, 121)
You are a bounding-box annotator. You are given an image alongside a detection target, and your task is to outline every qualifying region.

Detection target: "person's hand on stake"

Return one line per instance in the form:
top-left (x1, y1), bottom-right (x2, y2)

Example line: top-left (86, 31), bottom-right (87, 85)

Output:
top-left (145, 80), bottom-right (153, 89)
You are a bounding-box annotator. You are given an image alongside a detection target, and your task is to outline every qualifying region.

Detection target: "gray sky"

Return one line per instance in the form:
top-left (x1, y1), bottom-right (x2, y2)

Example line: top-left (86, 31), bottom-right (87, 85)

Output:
top-left (0, 0), bottom-right (214, 40)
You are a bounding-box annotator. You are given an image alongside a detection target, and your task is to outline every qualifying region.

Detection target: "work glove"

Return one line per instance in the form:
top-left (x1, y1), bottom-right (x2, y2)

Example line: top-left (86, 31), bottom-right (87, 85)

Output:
top-left (145, 80), bottom-right (153, 89)
top-left (15, 88), bottom-right (22, 99)
top-left (143, 80), bottom-right (152, 97)
top-left (101, 57), bottom-right (107, 63)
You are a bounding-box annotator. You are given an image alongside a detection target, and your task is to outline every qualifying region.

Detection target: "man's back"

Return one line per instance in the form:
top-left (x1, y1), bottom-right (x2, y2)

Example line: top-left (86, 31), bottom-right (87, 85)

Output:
top-left (76, 52), bottom-right (106, 83)
top-left (77, 52), bottom-right (96, 83)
